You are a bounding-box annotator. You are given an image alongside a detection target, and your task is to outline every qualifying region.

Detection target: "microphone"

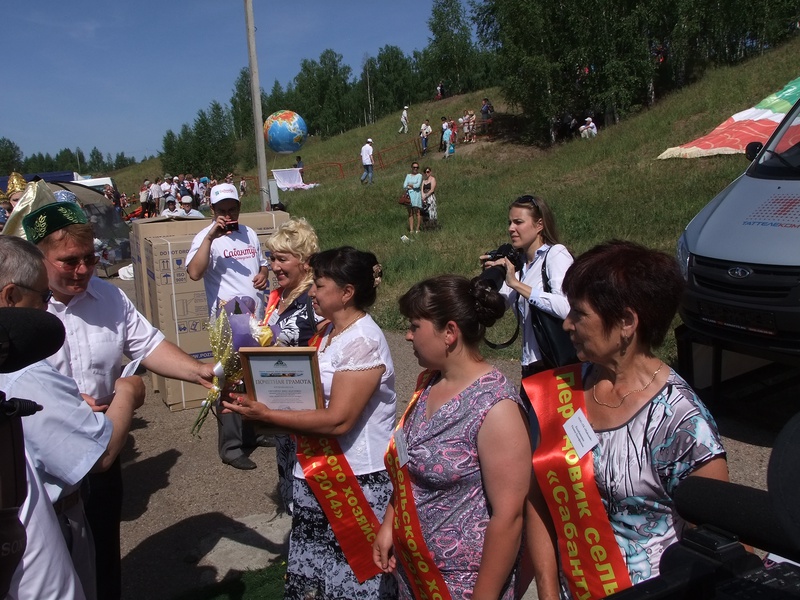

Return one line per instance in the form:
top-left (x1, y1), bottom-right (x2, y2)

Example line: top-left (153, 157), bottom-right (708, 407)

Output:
top-left (0, 308), bottom-right (65, 373)
top-left (674, 476), bottom-right (800, 563)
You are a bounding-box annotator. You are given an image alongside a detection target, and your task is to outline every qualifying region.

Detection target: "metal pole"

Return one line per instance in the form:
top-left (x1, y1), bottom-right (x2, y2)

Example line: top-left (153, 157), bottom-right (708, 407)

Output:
top-left (244, 0), bottom-right (271, 211)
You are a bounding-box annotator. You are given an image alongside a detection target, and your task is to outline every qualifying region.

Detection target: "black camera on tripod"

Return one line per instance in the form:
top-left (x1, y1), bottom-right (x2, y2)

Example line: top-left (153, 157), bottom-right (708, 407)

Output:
top-left (479, 243), bottom-right (524, 290)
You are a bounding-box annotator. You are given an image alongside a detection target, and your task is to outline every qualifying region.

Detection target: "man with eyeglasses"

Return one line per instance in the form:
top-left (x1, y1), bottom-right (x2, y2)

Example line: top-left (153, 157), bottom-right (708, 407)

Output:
top-left (21, 199), bottom-right (214, 600)
top-left (0, 235), bottom-right (146, 600)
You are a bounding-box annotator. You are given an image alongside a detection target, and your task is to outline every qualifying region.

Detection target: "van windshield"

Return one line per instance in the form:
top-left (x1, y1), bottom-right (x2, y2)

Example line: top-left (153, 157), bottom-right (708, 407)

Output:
top-left (749, 99), bottom-right (800, 179)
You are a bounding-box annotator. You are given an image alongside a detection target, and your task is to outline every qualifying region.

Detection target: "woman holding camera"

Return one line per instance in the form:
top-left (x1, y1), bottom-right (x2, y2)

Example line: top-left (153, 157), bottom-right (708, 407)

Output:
top-left (483, 195), bottom-right (573, 383)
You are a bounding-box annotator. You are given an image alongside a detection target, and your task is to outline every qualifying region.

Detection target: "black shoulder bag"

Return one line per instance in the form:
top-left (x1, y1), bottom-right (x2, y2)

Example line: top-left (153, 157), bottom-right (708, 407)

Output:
top-left (530, 248), bottom-right (578, 369)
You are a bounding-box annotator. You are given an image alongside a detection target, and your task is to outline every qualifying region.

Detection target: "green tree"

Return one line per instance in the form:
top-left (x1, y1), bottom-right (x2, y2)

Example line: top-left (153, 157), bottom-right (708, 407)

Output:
top-left (427, 0), bottom-right (478, 95)
top-left (0, 138), bottom-right (23, 173)
top-left (87, 147), bottom-right (105, 173)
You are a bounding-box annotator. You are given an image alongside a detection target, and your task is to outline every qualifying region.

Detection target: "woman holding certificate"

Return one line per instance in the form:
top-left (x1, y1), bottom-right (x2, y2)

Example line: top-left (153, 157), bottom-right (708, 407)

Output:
top-left (224, 246), bottom-right (397, 600)
top-left (263, 218), bottom-right (320, 516)
top-left (373, 275), bottom-right (532, 599)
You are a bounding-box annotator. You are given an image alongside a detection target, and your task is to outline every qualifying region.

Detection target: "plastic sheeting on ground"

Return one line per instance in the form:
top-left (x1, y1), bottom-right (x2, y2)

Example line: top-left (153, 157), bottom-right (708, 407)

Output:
top-left (658, 76), bottom-right (800, 160)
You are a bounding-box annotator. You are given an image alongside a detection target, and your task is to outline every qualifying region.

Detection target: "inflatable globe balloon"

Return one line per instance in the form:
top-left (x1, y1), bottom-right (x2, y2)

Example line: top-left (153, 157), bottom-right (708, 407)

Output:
top-left (264, 110), bottom-right (308, 154)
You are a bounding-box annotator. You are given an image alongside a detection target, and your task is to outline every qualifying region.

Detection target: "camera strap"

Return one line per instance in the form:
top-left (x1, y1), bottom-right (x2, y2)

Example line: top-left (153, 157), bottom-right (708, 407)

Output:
top-left (484, 268), bottom-right (522, 350)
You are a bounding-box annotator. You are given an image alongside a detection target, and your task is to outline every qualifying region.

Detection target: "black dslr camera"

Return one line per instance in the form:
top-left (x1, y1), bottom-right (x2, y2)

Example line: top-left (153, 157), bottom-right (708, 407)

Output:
top-left (225, 221), bottom-right (239, 233)
top-left (479, 243), bottom-right (524, 290)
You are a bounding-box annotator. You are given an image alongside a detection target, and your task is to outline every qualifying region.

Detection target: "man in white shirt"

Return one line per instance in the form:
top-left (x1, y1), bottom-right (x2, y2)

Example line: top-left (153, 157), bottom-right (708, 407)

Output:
top-left (0, 234), bottom-right (145, 600)
top-left (187, 183), bottom-right (270, 470)
top-left (359, 138), bottom-right (375, 185)
top-left (419, 119), bottom-right (432, 155)
top-left (580, 117), bottom-right (598, 138)
top-left (147, 177), bottom-right (163, 218)
top-left (160, 197), bottom-right (181, 217)
top-left (20, 198), bottom-right (214, 600)
top-left (398, 106), bottom-right (409, 134)
top-left (179, 195), bottom-right (204, 218)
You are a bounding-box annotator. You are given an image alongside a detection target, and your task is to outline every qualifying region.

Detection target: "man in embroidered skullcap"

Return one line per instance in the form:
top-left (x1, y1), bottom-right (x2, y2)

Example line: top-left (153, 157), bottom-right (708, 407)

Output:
top-left (0, 234), bottom-right (145, 600)
top-left (22, 202), bottom-right (215, 600)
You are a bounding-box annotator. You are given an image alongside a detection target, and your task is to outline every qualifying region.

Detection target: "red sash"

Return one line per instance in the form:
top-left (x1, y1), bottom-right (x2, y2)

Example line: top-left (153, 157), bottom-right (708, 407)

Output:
top-left (523, 365), bottom-right (633, 599)
top-left (292, 322), bottom-right (382, 583)
top-left (260, 289), bottom-right (281, 325)
top-left (385, 370), bottom-right (452, 600)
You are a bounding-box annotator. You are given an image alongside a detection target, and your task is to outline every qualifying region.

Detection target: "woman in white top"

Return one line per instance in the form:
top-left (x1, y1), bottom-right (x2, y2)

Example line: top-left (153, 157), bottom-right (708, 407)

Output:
top-left (224, 246), bottom-right (397, 600)
top-left (483, 194), bottom-right (573, 382)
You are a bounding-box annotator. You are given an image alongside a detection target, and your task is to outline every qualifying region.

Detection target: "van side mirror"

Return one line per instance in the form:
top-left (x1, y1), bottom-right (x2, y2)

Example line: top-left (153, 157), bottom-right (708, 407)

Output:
top-left (745, 141), bottom-right (763, 161)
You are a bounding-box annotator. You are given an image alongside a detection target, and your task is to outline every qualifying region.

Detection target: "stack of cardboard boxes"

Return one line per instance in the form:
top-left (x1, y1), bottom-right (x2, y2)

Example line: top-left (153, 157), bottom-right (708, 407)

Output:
top-left (130, 212), bottom-right (290, 410)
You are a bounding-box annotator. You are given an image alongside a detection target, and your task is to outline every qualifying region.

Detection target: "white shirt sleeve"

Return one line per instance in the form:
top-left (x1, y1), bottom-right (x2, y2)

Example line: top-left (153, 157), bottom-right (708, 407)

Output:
top-left (331, 335), bottom-right (384, 372)
top-left (529, 244), bottom-right (573, 319)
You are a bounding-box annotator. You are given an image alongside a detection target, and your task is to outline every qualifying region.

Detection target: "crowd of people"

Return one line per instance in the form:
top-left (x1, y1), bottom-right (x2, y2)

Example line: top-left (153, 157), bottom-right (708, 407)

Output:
top-left (1, 170), bottom-right (733, 600)
top-left (134, 172), bottom-right (247, 218)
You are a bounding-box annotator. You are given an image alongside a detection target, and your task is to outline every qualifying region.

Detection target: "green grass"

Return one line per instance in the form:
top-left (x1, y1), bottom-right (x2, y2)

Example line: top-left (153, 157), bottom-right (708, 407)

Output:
top-left (148, 35), bottom-right (800, 600)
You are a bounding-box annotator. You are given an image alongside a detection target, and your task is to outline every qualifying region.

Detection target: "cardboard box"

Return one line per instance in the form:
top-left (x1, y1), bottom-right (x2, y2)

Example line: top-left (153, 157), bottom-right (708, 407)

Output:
top-left (130, 212), bottom-right (289, 320)
top-left (141, 211), bottom-right (290, 410)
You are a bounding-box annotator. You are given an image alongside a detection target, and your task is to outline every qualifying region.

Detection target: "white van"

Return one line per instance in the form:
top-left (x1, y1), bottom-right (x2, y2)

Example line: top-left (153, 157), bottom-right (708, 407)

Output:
top-left (71, 176), bottom-right (118, 195)
top-left (677, 96), bottom-right (800, 354)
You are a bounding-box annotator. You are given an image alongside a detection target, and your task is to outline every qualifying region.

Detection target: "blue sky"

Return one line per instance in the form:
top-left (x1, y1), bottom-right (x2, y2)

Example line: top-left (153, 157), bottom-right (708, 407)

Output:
top-left (1, 1), bottom-right (435, 163)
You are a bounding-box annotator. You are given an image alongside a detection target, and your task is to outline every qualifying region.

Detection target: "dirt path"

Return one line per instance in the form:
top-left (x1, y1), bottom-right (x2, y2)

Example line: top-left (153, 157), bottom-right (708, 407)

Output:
top-left (114, 277), bottom-right (776, 599)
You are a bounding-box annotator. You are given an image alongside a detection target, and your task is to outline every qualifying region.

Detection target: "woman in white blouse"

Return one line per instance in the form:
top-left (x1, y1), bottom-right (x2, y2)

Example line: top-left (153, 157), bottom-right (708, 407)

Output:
top-left (483, 194), bottom-right (573, 382)
top-left (224, 246), bottom-right (397, 600)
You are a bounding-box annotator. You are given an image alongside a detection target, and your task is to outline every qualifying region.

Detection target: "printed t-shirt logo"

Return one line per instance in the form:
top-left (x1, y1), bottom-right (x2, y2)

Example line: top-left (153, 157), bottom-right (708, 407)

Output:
top-left (223, 246), bottom-right (258, 259)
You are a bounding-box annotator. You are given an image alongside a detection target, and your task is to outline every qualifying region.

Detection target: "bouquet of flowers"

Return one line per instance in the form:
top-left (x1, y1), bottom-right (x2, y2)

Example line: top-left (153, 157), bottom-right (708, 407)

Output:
top-left (190, 296), bottom-right (275, 436)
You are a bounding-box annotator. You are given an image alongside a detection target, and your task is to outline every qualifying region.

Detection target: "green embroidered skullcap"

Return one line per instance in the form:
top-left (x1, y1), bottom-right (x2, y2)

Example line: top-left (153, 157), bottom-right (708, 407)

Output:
top-left (22, 202), bottom-right (88, 244)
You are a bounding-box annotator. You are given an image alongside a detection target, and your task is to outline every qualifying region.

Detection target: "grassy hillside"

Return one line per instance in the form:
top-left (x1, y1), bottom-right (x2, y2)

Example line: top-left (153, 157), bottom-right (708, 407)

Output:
top-left (114, 36), bottom-right (800, 364)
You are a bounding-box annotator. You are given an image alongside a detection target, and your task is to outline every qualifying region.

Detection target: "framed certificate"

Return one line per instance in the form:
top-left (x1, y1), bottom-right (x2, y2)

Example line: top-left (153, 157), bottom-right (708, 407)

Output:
top-left (239, 346), bottom-right (324, 417)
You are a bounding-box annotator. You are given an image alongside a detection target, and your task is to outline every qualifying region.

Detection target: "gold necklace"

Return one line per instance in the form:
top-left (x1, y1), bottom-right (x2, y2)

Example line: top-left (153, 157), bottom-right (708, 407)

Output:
top-left (592, 362), bottom-right (664, 409)
top-left (322, 312), bottom-right (366, 351)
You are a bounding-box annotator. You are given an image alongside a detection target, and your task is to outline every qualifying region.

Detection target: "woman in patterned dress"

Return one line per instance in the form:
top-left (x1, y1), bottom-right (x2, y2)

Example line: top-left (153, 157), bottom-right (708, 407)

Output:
top-left (225, 247), bottom-right (397, 600)
top-left (263, 218), bottom-right (320, 516)
top-left (523, 241), bottom-right (729, 599)
top-left (373, 275), bottom-right (532, 599)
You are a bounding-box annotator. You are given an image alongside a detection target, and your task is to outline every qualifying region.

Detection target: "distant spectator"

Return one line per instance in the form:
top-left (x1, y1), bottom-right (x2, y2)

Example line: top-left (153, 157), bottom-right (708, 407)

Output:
top-left (439, 116), bottom-right (449, 152)
top-left (443, 124), bottom-right (455, 160)
top-left (419, 119), bottom-right (432, 156)
top-left (293, 156), bottom-right (305, 181)
top-left (161, 197), bottom-right (181, 217)
top-left (580, 117), bottom-right (598, 138)
top-left (104, 184), bottom-right (121, 213)
top-left (436, 80), bottom-right (446, 100)
top-left (360, 138), bottom-right (375, 185)
top-left (179, 196), bottom-right (204, 218)
top-left (398, 106), bottom-right (409, 134)
top-left (239, 177), bottom-right (247, 197)
top-left (147, 177), bottom-right (163, 218)
top-left (480, 98), bottom-right (494, 134)
top-left (402, 161), bottom-right (423, 236)
top-left (467, 110), bottom-right (477, 143)
top-left (421, 166), bottom-right (439, 230)
top-left (461, 109), bottom-right (470, 143)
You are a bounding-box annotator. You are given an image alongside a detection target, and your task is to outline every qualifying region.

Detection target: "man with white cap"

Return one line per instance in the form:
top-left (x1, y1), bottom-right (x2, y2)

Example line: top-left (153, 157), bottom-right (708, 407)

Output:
top-left (187, 183), bottom-right (270, 470)
top-left (398, 105), bottom-right (409, 134)
top-left (579, 116), bottom-right (598, 138)
top-left (178, 194), bottom-right (204, 218)
top-left (359, 138), bottom-right (375, 185)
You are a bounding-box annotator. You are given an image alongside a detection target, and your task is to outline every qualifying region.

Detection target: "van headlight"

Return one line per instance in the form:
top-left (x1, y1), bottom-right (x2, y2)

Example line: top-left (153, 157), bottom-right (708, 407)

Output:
top-left (676, 232), bottom-right (690, 281)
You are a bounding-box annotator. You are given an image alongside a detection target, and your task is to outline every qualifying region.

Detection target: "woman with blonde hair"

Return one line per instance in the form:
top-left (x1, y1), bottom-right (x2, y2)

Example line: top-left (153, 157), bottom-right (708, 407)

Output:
top-left (263, 217), bottom-right (321, 515)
